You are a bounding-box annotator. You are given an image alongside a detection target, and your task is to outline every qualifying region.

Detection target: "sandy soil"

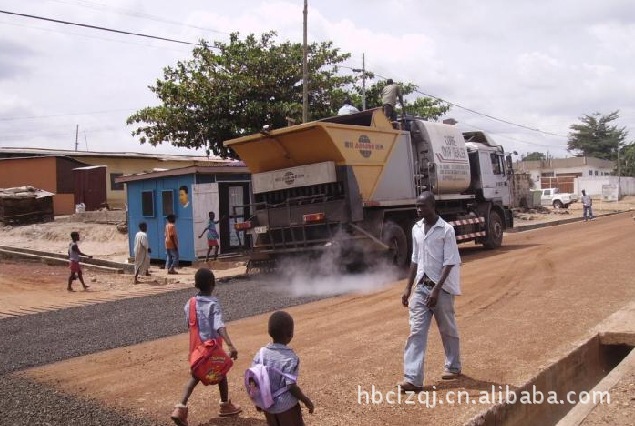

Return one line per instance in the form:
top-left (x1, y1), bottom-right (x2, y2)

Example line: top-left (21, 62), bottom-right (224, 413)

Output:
top-left (14, 212), bottom-right (635, 426)
top-left (0, 221), bottom-right (130, 262)
top-left (581, 369), bottom-right (635, 426)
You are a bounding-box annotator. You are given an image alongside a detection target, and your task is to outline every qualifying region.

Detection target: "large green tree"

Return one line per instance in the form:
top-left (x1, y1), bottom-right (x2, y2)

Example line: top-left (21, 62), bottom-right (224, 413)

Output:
top-left (567, 111), bottom-right (627, 161)
top-left (127, 32), bottom-right (353, 158)
top-left (618, 143), bottom-right (635, 177)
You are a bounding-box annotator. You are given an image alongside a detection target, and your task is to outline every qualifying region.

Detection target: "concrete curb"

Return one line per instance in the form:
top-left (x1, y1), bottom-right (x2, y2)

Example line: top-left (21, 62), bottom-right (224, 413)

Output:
top-left (0, 248), bottom-right (124, 274)
top-left (509, 210), bottom-right (631, 233)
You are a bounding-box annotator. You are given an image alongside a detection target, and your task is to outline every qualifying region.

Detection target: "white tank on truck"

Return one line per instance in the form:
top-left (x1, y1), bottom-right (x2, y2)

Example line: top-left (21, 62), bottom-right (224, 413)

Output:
top-left (224, 109), bottom-right (514, 272)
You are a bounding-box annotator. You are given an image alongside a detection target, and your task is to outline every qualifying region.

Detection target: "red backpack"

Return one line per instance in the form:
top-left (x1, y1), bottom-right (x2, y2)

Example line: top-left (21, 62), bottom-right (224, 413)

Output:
top-left (188, 297), bottom-right (233, 385)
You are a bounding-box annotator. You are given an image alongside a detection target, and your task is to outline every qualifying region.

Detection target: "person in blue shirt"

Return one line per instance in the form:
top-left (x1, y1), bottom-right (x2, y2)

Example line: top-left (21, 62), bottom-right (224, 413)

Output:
top-left (171, 268), bottom-right (241, 425)
top-left (198, 211), bottom-right (225, 262)
top-left (252, 311), bottom-right (314, 426)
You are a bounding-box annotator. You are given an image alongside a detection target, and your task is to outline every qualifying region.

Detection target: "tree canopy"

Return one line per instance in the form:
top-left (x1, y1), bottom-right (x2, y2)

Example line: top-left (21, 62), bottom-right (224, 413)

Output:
top-left (567, 111), bottom-right (627, 161)
top-left (127, 32), bottom-right (451, 159)
top-left (127, 32), bottom-right (353, 158)
top-left (522, 152), bottom-right (547, 161)
top-left (618, 143), bottom-right (635, 177)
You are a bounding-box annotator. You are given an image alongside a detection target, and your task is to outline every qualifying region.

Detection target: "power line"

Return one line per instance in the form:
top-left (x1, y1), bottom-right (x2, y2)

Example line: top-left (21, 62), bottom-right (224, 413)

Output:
top-left (412, 89), bottom-right (568, 139)
top-left (341, 62), bottom-right (569, 139)
top-left (0, 20), bottom-right (190, 52)
top-left (49, 0), bottom-right (230, 36)
top-left (0, 108), bottom-right (139, 122)
top-left (0, 9), bottom-right (194, 45)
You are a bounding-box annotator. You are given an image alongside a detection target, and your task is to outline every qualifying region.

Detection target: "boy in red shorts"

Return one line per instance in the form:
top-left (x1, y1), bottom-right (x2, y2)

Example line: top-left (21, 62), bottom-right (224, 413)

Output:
top-left (198, 211), bottom-right (224, 262)
top-left (67, 231), bottom-right (91, 291)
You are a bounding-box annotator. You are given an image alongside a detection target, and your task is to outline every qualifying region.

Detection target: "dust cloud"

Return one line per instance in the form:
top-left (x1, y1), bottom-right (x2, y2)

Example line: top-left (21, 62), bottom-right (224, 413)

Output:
top-left (262, 249), bottom-right (404, 297)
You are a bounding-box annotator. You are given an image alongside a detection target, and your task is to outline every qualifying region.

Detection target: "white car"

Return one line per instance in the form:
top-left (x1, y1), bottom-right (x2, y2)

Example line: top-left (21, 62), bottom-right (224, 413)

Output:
top-left (540, 188), bottom-right (578, 209)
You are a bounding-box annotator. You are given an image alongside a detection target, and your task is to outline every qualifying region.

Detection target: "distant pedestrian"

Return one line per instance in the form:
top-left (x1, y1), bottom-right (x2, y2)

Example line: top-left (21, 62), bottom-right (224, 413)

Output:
top-left (134, 222), bottom-right (151, 284)
top-left (337, 98), bottom-right (359, 115)
top-left (165, 214), bottom-right (179, 275)
top-left (248, 311), bottom-right (314, 426)
top-left (381, 78), bottom-right (404, 121)
top-left (581, 190), bottom-right (593, 221)
top-left (171, 268), bottom-right (241, 425)
top-left (398, 192), bottom-right (462, 392)
top-left (198, 211), bottom-right (224, 262)
top-left (67, 231), bottom-right (91, 292)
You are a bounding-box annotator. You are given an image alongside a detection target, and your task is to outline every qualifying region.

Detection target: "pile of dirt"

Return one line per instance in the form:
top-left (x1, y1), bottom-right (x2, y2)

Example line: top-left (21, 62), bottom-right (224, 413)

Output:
top-left (0, 220), bottom-right (129, 262)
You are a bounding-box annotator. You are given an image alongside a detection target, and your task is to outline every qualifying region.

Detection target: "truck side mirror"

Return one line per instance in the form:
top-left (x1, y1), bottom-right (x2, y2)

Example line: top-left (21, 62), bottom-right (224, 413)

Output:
top-left (505, 154), bottom-right (513, 174)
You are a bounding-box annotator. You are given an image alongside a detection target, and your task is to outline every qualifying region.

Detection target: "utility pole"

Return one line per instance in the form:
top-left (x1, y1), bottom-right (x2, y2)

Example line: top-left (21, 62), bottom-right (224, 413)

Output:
top-left (302, 0), bottom-right (309, 123)
top-left (74, 125), bottom-right (79, 151)
top-left (352, 53), bottom-right (366, 110)
top-left (617, 142), bottom-right (621, 201)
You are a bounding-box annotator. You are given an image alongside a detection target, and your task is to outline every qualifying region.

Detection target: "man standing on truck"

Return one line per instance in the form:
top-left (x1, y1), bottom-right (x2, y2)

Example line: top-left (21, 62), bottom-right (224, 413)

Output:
top-left (381, 79), bottom-right (404, 121)
top-left (398, 192), bottom-right (462, 392)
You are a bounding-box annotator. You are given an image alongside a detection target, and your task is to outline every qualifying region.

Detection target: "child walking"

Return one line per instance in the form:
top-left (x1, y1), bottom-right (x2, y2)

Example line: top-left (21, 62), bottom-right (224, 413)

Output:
top-left (67, 231), bottom-right (91, 292)
top-left (171, 268), bottom-right (241, 426)
top-left (198, 211), bottom-right (223, 262)
top-left (252, 311), bottom-right (314, 426)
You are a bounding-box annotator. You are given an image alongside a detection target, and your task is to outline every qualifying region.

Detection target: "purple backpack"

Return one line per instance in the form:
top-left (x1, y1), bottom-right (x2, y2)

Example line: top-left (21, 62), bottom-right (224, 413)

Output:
top-left (244, 348), bottom-right (297, 410)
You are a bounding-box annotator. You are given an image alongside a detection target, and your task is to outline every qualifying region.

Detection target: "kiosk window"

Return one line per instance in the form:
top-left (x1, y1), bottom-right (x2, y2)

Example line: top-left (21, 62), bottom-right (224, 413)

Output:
top-left (141, 191), bottom-right (155, 217)
top-left (162, 190), bottom-right (175, 216)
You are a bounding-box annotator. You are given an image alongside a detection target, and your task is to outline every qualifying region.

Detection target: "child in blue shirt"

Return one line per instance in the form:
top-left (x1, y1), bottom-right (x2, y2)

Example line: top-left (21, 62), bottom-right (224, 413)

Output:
top-left (253, 311), bottom-right (314, 426)
top-left (171, 268), bottom-right (241, 425)
top-left (198, 211), bottom-right (224, 262)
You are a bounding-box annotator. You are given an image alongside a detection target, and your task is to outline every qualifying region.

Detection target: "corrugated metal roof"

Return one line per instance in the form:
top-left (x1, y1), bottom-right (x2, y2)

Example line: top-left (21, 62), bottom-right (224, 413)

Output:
top-left (0, 147), bottom-right (229, 163)
top-left (115, 164), bottom-right (249, 183)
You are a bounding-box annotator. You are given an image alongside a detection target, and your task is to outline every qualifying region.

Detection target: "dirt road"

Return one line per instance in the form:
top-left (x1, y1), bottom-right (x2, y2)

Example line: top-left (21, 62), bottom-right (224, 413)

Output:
top-left (10, 213), bottom-right (635, 425)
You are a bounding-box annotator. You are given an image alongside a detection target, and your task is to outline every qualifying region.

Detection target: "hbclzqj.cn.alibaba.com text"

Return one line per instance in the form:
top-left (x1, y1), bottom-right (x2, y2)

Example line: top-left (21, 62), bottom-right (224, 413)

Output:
top-left (357, 385), bottom-right (610, 408)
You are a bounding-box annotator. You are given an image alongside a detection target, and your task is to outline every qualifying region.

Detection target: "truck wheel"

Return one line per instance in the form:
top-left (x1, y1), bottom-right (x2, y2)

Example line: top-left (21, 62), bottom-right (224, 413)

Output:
top-left (553, 200), bottom-right (564, 209)
top-left (382, 222), bottom-right (408, 267)
top-left (483, 211), bottom-right (504, 249)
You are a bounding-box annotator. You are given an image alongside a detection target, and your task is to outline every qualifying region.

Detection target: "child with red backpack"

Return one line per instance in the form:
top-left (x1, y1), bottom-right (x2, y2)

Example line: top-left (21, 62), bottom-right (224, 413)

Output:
top-left (245, 311), bottom-right (314, 426)
top-left (170, 268), bottom-right (241, 426)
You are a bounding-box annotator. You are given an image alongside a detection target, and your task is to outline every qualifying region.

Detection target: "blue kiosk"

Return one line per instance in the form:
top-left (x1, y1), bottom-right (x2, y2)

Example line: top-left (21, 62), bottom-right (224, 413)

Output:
top-left (117, 164), bottom-right (251, 262)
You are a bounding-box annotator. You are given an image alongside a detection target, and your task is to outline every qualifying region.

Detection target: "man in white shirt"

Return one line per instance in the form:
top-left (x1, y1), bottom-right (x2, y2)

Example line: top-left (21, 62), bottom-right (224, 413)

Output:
top-left (337, 98), bottom-right (359, 115)
top-left (398, 191), bottom-right (462, 392)
top-left (134, 222), bottom-right (151, 284)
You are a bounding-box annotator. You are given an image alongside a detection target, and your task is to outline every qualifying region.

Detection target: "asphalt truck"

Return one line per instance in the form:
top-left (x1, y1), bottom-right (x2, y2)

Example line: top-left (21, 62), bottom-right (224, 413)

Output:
top-left (223, 109), bottom-right (514, 272)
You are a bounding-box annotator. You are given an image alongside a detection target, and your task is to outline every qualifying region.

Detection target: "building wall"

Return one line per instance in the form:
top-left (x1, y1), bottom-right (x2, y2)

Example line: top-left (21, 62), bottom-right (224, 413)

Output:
top-left (517, 157), bottom-right (615, 189)
top-left (76, 156), bottom-right (207, 208)
top-left (575, 176), bottom-right (635, 197)
top-left (0, 157), bottom-right (76, 215)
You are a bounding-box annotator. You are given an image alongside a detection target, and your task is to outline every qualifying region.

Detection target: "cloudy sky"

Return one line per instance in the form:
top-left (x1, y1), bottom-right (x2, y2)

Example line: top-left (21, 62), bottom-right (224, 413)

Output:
top-left (1, 0), bottom-right (633, 158)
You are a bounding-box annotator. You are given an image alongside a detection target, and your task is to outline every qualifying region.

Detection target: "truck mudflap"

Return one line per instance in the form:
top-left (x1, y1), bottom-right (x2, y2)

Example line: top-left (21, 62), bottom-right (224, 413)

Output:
top-left (449, 216), bottom-right (487, 242)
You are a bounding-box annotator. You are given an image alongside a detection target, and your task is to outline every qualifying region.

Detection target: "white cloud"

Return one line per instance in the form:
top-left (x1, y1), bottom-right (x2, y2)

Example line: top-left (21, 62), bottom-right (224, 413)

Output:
top-left (0, 0), bottom-right (633, 158)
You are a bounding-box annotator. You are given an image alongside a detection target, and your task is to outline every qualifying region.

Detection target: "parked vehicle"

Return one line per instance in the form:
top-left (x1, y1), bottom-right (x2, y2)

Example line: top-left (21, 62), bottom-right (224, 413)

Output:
top-left (223, 109), bottom-right (515, 272)
top-left (540, 187), bottom-right (578, 209)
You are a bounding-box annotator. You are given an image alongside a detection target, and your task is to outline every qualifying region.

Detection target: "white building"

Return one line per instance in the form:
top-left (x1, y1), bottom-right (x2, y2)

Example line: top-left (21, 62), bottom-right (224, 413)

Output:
top-left (516, 156), bottom-right (615, 191)
top-left (515, 156), bottom-right (635, 197)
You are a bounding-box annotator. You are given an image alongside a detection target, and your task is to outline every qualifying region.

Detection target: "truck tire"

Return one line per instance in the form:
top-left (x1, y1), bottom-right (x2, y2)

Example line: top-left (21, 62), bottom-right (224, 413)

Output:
top-left (382, 222), bottom-right (409, 267)
top-left (553, 200), bottom-right (564, 209)
top-left (482, 211), bottom-right (504, 249)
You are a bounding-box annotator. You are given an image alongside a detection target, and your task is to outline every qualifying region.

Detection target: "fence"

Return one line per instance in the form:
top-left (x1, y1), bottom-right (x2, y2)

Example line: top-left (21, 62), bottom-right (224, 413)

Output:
top-left (575, 176), bottom-right (635, 197)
